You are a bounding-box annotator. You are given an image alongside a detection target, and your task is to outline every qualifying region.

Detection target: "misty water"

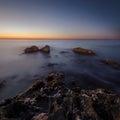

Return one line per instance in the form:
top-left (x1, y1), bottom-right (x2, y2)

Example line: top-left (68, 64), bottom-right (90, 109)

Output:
top-left (0, 40), bottom-right (120, 100)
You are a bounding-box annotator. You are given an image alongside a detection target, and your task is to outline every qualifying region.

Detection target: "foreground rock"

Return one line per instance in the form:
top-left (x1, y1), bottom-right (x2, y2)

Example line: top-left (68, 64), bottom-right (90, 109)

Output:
top-left (0, 73), bottom-right (120, 120)
top-left (73, 47), bottom-right (95, 55)
top-left (33, 113), bottom-right (48, 120)
top-left (101, 59), bottom-right (120, 70)
top-left (24, 46), bottom-right (39, 53)
top-left (40, 45), bottom-right (50, 53)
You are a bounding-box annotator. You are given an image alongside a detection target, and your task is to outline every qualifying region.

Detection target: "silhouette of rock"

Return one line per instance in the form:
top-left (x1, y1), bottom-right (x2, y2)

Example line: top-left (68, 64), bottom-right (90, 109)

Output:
top-left (73, 47), bottom-right (95, 55)
top-left (24, 46), bottom-right (39, 53)
top-left (24, 45), bottom-right (50, 54)
top-left (40, 45), bottom-right (50, 53)
top-left (33, 113), bottom-right (48, 120)
top-left (101, 59), bottom-right (120, 70)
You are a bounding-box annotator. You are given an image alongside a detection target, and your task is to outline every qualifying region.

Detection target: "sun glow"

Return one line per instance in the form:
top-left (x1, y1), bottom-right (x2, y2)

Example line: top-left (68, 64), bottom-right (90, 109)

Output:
top-left (0, 0), bottom-right (120, 40)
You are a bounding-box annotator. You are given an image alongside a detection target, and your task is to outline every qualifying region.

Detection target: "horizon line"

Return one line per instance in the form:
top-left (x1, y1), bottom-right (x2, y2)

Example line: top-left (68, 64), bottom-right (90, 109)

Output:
top-left (0, 37), bottom-right (120, 40)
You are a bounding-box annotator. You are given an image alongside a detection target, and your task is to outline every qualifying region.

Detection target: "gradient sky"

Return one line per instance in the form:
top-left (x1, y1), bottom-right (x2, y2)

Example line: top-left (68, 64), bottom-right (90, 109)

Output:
top-left (0, 0), bottom-right (120, 39)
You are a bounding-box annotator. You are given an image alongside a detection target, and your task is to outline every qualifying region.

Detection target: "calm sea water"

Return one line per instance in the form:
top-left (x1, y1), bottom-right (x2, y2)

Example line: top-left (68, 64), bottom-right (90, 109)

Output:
top-left (0, 40), bottom-right (120, 99)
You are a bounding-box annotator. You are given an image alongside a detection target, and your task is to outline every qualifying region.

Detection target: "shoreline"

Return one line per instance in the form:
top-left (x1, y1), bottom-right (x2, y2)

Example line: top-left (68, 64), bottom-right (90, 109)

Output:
top-left (0, 44), bottom-right (120, 119)
top-left (0, 44), bottom-right (120, 99)
top-left (0, 73), bottom-right (120, 120)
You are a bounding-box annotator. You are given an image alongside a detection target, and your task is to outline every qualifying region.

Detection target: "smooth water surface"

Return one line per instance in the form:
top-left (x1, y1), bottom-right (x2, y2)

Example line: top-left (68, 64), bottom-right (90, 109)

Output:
top-left (0, 40), bottom-right (120, 99)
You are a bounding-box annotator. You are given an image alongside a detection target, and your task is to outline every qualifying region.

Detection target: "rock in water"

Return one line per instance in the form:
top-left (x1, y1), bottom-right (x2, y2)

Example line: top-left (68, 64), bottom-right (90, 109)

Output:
top-left (40, 45), bottom-right (50, 53)
top-left (24, 46), bottom-right (39, 53)
top-left (73, 47), bottom-right (95, 55)
top-left (101, 59), bottom-right (120, 70)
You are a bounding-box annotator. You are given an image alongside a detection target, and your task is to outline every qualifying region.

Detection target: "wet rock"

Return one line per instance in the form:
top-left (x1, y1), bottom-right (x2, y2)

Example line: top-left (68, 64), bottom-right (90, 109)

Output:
top-left (32, 113), bottom-right (48, 120)
top-left (46, 79), bottom-right (63, 89)
top-left (2, 100), bottom-right (30, 119)
top-left (40, 45), bottom-right (50, 53)
top-left (93, 94), bottom-right (120, 120)
top-left (0, 73), bottom-right (120, 120)
top-left (46, 73), bottom-right (58, 82)
top-left (17, 80), bottom-right (45, 98)
top-left (0, 98), bottom-right (12, 107)
top-left (46, 73), bottom-right (64, 82)
top-left (101, 59), bottom-right (120, 70)
top-left (24, 46), bottom-right (39, 53)
top-left (72, 87), bottom-right (81, 93)
top-left (49, 107), bottom-right (66, 120)
top-left (31, 80), bottom-right (45, 90)
top-left (58, 72), bottom-right (64, 78)
top-left (24, 45), bottom-right (50, 54)
top-left (101, 59), bottom-right (117, 64)
top-left (73, 47), bottom-right (95, 55)
top-left (69, 80), bottom-right (77, 86)
top-left (45, 73), bottom-right (65, 90)
top-left (47, 63), bottom-right (58, 67)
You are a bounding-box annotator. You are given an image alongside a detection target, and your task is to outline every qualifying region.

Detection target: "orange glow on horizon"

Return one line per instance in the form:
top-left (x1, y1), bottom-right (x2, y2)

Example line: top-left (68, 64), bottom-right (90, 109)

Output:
top-left (0, 34), bottom-right (120, 40)
top-left (0, 30), bottom-right (120, 40)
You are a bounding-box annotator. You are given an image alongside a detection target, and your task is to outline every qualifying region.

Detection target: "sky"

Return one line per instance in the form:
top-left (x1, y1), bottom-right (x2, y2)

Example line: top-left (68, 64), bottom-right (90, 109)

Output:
top-left (0, 0), bottom-right (120, 40)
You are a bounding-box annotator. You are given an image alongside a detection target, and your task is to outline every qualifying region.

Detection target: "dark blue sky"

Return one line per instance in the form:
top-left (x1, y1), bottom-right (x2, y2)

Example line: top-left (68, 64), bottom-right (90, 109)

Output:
top-left (0, 0), bottom-right (120, 39)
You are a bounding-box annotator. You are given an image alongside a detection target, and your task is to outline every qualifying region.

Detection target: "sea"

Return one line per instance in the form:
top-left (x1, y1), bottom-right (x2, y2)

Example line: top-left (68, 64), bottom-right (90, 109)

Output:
top-left (0, 40), bottom-right (120, 100)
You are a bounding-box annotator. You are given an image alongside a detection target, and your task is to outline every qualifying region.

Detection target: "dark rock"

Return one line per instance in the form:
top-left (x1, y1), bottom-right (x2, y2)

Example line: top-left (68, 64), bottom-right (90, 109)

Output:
top-left (58, 72), bottom-right (64, 78)
top-left (30, 80), bottom-right (45, 91)
top-left (69, 80), bottom-right (77, 86)
top-left (24, 46), bottom-right (39, 53)
top-left (0, 73), bottom-right (120, 120)
top-left (24, 45), bottom-right (50, 54)
top-left (49, 107), bottom-right (66, 120)
top-left (46, 79), bottom-right (63, 89)
top-left (32, 113), bottom-right (48, 120)
top-left (45, 73), bottom-right (64, 89)
top-left (93, 94), bottom-right (120, 120)
top-left (66, 111), bottom-right (74, 120)
top-left (47, 63), bottom-right (58, 67)
top-left (40, 45), bottom-right (50, 53)
top-left (72, 87), bottom-right (81, 93)
top-left (17, 80), bottom-right (45, 98)
top-left (101, 59), bottom-right (120, 70)
top-left (46, 73), bottom-right (58, 82)
top-left (0, 98), bottom-right (12, 107)
top-left (46, 73), bottom-right (64, 82)
top-left (73, 47), bottom-right (95, 55)
top-left (3, 100), bottom-right (29, 118)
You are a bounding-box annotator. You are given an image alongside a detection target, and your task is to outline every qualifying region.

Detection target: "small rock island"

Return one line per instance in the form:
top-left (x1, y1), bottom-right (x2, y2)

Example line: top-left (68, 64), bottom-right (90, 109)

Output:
top-left (24, 46), bottom-right (39, 53)
top-left (24, 45), bottom-right (50, 54)
top-left (101, 59), bottom-right (120, 70)
top-left (73, 47), bottom-right (95, 55)
top-left (40, 45), bottom-right (50, 53)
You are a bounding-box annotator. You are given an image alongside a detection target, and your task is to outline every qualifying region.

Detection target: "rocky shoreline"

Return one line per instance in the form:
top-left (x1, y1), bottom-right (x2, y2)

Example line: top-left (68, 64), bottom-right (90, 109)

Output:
top-left (0, 73), bottom-right (120, 120)
top-left (0, 45), bottom-right (120, 120)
